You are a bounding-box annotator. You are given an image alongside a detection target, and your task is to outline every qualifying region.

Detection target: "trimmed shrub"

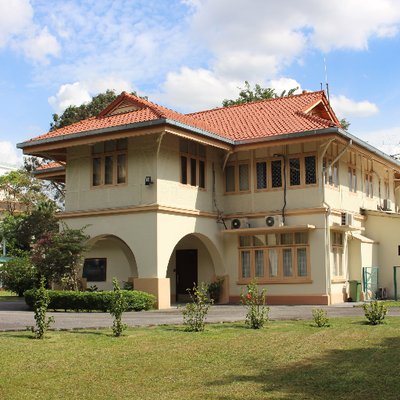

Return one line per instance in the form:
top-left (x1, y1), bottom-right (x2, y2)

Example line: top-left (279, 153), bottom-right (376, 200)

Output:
top-left (312, 308), bottom-right (330, 327)
top-left (24, 289), bottom-right (155, 312)
top-left (363, 300), bottom-right (388, 325)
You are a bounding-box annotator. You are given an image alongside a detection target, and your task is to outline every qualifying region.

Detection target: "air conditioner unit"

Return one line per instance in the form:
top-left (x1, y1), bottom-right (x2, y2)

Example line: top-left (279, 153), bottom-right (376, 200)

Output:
top-left (383, 199), bottom-right (392, 211)
top-left (341, 212), bottom-right (354, 226)
top-left (265, 215), bottom-right (284, 227)
top-left (231, 218), bottom-right (250, 229)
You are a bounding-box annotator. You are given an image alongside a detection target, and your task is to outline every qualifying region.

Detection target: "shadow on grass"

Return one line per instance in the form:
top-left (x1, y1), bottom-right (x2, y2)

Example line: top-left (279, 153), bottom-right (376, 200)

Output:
top-left (210, 335), bottom-right (400, 400)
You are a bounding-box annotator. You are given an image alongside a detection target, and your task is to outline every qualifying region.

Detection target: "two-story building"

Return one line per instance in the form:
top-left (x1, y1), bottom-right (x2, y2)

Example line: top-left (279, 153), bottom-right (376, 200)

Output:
top-left (18, 91), bottom-right (400, 308)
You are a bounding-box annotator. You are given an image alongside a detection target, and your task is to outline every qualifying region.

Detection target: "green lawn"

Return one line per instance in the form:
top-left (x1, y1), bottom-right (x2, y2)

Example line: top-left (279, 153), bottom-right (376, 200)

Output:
top-left (0, 290), bottom-right (19, 301)
top-left (1, 318), bottom-right (399, 400)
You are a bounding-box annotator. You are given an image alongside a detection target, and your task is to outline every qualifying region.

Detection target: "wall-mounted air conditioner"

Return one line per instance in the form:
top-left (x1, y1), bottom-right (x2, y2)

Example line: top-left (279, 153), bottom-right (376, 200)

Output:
top-left (383, 199), bottom-right (392, 211)
top-left (341, 212), bottom-right (354, 226)
top-left (265, 215), bottom-right (284, 227)
top-left (231, 218), bottom-right (250, 229)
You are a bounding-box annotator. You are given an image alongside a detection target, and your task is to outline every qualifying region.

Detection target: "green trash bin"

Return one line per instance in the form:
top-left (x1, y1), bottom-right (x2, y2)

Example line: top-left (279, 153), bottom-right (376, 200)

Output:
top-left (349, 280), bottom-right (361, 302)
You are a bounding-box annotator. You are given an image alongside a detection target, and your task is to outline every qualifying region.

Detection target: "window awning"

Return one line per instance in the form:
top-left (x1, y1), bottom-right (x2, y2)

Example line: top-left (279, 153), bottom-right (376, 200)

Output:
top-left (350, 232), bottom-right (378, 244)
top-left (222, 224), bottom-right (316, 235)
top-left (331, 224), bottom-right (365, 232)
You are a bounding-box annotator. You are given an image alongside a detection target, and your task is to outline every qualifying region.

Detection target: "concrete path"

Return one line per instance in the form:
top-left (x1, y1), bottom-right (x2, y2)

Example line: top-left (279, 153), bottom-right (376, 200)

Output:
top-left (1, 298), bottom-right (399, 331)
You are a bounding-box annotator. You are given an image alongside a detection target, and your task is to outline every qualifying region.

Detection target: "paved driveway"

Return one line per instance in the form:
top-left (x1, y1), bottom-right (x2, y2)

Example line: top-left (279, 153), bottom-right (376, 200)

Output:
top-left (1, 298), bottom-right (398, 331)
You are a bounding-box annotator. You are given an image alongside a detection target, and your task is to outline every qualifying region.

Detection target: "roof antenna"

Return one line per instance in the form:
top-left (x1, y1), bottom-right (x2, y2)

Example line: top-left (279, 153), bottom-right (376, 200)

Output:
top-left (323, 56), bottom-right (330, 103)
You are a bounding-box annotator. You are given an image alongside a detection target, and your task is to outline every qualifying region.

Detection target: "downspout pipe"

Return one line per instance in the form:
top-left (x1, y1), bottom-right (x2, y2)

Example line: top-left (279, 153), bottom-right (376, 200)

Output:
top-left (320, 138), bottom-right (335, 303)
top-left (320, 139), bottom-right (352, 303)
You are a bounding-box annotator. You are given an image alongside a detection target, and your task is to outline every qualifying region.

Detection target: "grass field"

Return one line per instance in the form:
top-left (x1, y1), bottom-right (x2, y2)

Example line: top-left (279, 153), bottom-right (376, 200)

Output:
top-left (0, 290), bottom-right (18, 301)
top-left (1, 318), bottom-right (400, 399)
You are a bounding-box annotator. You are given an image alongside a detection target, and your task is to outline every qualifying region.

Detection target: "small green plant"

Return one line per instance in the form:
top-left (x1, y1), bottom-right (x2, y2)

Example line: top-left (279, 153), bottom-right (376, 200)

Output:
top-left (182, 282), bottom-right (212, 332)
top-left (241, 281), bottom-right (269, 329)
top-left (32, 277), bottom-right (54, 339)
top-left (363, 300), bottom-right (388, 325)
top-left (122, 281), bottom-right (133, 290)
top-left (109, 278), bottom-right (128, 337)
top-left (312, 308), bottom-right (330, 327)
top-left (208, 277), bottom-right (224, 303)
top-left (86, 284), bottom-right (99, 292)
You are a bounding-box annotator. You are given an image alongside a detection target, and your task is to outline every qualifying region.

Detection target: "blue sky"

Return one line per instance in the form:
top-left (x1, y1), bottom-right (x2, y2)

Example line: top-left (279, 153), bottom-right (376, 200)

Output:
top-left (1, 0), bottom-right (400, 170)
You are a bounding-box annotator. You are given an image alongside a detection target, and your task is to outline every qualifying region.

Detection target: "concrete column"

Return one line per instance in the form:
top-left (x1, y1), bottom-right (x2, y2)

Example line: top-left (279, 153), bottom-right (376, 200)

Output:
top-left (134, 277), bottom-right (171, 309)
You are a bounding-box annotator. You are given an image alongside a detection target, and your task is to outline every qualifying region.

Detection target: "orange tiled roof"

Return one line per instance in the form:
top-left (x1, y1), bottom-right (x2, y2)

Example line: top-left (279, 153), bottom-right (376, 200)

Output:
top-left (35, 162), bottom-right (65, 171)
top-left (188, 91), bottom-right (339, 141)
top-left (24, 90), bottom-right (340, 145)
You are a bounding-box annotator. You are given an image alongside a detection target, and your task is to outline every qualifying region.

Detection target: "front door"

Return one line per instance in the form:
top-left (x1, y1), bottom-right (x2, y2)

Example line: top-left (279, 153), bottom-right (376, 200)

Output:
top-left (176, 249), bottom-right (198, 302)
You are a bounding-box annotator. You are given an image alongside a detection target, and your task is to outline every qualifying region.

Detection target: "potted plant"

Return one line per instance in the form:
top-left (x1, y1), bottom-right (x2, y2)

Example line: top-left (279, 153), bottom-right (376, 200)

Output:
top-left (208, 278), bottom-right (224, 303)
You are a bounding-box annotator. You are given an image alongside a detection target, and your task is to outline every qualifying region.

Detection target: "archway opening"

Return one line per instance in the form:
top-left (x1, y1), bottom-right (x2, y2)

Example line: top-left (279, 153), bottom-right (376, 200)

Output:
top-left (83, 235), bottom-right (138, 291)
top-left (166, 233), bottom-right (225, 303)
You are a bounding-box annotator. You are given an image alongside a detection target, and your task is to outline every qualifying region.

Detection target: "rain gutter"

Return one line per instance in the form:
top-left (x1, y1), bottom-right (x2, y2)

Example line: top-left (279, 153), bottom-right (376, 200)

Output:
top-left (17, 118), bottom-right (235, 149)
top-left (17, 120), bottom-right (400, 170)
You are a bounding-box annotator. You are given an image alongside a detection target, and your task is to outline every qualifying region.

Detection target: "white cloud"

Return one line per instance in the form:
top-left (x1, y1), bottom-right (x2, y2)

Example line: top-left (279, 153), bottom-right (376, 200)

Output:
top-left (0, 0), bottom-right (33, 47)
top-left (360, 127), bottom-right (400, 156)
top-left (0, 141), bottom-right (23, 169)
top-left (48, 83), bottom-right (92, 114)
top-left (0, 0), bottom-right (60, 63)
top-left (268, 78), bottom-right (302, 96)
top-left (48, 78), bottom-right (134, 114)
top-left (331, 95), bottom-right (379, 118)
top-left (186, 0), bottom-right (400, 82)
top-left (154, 68), bottom-right (241, 112)
top-left (19, 27), bottom-right (60, 64)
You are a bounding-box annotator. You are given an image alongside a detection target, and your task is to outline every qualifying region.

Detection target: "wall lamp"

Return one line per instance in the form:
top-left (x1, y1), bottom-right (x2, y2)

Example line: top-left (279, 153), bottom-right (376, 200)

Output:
top-left (145, 176), bottom-right (154, 186)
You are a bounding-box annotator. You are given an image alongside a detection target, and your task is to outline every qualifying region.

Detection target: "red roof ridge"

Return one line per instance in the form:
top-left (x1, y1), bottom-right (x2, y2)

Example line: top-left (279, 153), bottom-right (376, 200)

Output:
top-left (295, 110), bottom-right (338, 127)
top-left (187, 90), bottom-right (325, 117)
top-left (98, 92), bottom-right (168, 119)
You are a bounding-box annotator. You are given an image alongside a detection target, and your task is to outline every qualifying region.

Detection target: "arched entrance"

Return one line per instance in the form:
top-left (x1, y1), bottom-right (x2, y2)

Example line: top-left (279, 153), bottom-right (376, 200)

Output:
top-left (166, 233), bottom-right (226, 302)
top-left (83, 234), bottom-right (138, 290)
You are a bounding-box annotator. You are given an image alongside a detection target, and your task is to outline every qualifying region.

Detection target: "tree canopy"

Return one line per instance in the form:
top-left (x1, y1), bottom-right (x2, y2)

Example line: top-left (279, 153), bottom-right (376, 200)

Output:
top-left (0, 169), bottom-right (49, 215)
top-left (50, 89), bottom-right (143, 131)
top-left (222, 81), bottom-right (299, 107)
top-left (50, 89), bottom-right (118, 131)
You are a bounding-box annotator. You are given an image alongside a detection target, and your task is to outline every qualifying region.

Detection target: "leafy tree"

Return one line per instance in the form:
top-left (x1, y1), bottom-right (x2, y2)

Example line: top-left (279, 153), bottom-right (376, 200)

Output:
top-left (222, 81), bottom-right (299, 107)
top-left (50, 89), bottom-right (144, 131)
top-left (0, 256), bottom-right (38, 296)
top-left (0, 169), bottom-right (48, 215)
top-left (50, 89), bottom-right (118, 130)
top-left (340, 118), bottom-right (351, 131)
top-left (0, 201), bottom-right (58, 255)
top-left (23, 156), bottom-right (65, 205)
top-left (31, 224), bottom-right (89, 291)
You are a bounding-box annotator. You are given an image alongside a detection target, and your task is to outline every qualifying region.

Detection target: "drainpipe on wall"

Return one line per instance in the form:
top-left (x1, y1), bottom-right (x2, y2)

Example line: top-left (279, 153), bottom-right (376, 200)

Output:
top-left (372, 169), bottom-right (382, 209)
top-left (319, 138), bottom-right (335, 301)
top-left (320, 139), bottom-right (353, 303)
top-left (222, 150), bottom-right (233, 171)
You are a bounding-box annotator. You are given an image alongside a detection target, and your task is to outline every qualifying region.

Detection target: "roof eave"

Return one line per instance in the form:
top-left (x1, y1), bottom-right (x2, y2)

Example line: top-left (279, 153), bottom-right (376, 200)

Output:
top-left (17, 118), bottom-right (236, 151)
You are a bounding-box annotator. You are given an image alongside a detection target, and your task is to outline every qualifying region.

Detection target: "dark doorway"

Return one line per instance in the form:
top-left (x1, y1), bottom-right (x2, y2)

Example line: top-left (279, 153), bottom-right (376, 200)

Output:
top-left (176, 249), bottom-right (198, 302)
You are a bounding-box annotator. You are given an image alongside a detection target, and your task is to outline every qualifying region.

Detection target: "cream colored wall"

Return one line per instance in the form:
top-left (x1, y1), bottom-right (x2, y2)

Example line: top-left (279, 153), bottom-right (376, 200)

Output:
top-left (63, 212), bottom-right (159, 278)
top-left (83, 236), bottom-right (137, 290)
top-left (223, 213), bottom-right (329, 298)
top-left (364, 213), bottom-right (400, 298)
top-left (324, 150), bottom-right (396, 214)
top-left (65, 134), bottom-right (158, 212)
top-left (220, 142), bottom-right (323, 215)
top-left (156, 135), bottom-right (223, 213)
top-left (156, 212), bottom-right (225, 278)
top-left (166, 235), bottom-right (215, 298)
